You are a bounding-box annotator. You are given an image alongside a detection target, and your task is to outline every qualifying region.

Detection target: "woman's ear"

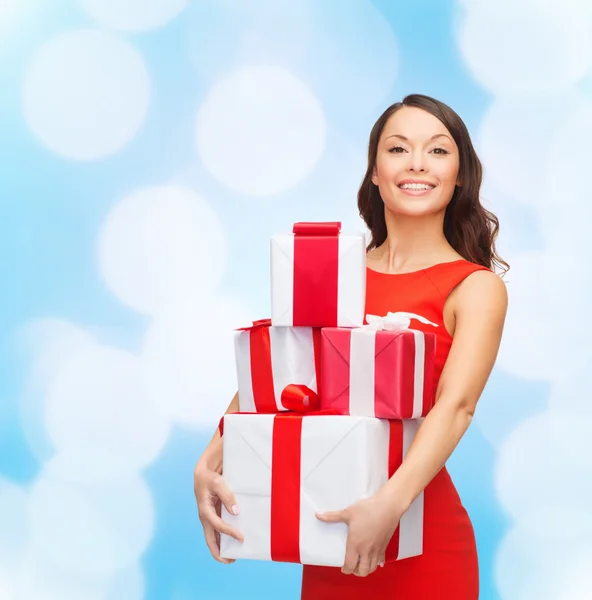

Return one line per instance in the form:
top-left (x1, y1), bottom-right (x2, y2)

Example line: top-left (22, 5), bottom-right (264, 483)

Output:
top-left (371, 166), bottom-right (378, 186)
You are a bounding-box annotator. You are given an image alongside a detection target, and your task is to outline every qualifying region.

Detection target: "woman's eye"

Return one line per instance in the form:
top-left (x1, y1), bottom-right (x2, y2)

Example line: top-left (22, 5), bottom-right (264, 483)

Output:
top-left (388, 146), bottom-right (449, 155)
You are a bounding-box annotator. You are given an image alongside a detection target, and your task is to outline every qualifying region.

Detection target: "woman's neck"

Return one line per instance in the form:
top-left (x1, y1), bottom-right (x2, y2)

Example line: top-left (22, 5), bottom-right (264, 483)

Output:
top-left (372, 208), bottom-right (460, 273)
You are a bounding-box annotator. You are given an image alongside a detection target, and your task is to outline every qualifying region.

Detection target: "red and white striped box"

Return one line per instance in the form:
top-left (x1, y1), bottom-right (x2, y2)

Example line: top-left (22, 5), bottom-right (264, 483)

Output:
top-left (220, 413), bottom-right (423, 566)
top-left (270, 222), bottom-right (366, 328)
top-left (319, 313), bottom-right (438, 419)
top-left (234, 319), bottom-right (321, 413)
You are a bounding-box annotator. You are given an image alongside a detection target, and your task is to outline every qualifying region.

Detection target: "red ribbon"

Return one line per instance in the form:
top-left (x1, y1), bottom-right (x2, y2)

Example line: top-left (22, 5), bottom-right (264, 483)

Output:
top-left (247, 322), bottom-right (277, 414)
top-left (237, 319), bottom-right (322, 414)
top-left (384, 420), bottom-right (404, 561)
top-left (422, 336), bottom-right (437, 415)
top-left (271, 405), bottom-right (338, 562)
top-left (292, 221), bottom-right (341, 236)
top-left (243, 318), bottom-right (272, 329)
top-left (271, 413), bottom-right (303, 562)
top-left (281, 384), bottom-right (320, 412)
top-left (292, 221), bottom-right (340, 327)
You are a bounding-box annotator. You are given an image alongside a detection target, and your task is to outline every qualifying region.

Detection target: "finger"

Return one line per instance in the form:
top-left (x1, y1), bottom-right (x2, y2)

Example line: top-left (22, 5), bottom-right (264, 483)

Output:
top-left (215, 530), bottom-right (235, 564)
top-left (202, 505), bottom-right (244, 543)
top-left (378, 553), bottom-right (386, 568)
top-left (212, 475), bottom-right (240, 517)
top-left (214, 516), bottom-right (244, 543)
top-left (316, 510), bottom-right (347, 524)
top-left (368, 553), bottom-right (380, 575)
top-left (204, 524), bottom-right (233, 564)
top-left (341, 547), bottom-right (360, 575)
top-left (355, 553), bottom-right (373, 578)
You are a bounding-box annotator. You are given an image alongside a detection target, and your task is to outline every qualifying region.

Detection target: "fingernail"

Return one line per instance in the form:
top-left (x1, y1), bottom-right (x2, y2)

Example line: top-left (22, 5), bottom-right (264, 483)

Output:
top-left (379, 561), bottom-right (385, 568)
top-left (232, 505), bottom-right (240, 515)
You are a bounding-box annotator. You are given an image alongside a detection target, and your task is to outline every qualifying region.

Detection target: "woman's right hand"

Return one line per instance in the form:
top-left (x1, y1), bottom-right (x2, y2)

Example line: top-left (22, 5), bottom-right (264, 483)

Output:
top-left (194, 462), bottom-right (244, 564)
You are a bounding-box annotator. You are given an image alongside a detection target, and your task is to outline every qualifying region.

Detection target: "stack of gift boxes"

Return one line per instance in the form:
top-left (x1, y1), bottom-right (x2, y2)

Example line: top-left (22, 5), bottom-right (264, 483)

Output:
top-left (219, 222), bottom-right (437, 567)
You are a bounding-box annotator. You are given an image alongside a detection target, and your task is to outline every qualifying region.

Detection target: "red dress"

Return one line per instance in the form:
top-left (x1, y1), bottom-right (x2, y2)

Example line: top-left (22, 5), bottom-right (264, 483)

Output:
top-left (301, 259), bottom-right (490, 600)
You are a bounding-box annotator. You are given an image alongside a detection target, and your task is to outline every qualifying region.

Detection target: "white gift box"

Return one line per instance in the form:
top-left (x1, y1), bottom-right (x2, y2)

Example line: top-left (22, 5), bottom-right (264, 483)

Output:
top-left (270, 222), bottom-right (366, 327)
top-left (220, 413), bottom-right (424, 567)
top-left (235, 322), bottom-right (320, 413)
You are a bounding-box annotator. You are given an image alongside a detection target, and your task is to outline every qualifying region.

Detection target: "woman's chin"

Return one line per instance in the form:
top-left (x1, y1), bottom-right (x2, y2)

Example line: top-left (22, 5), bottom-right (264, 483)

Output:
top-left (385, 200), bottom-right (447, 219)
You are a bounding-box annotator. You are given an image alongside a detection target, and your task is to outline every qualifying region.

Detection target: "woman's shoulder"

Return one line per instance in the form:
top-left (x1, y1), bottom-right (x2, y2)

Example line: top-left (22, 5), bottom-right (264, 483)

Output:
top-left (455, 267), bottom-right (506, 293)
top-left (420, 257), bottom-right (497, 305)
top-left (450, 267), bottom-right (508, 314)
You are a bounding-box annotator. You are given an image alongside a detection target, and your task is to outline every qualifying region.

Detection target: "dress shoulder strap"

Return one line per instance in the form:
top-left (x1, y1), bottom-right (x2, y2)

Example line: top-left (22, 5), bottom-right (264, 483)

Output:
top-left (422, 260), bottom-right (491, 305)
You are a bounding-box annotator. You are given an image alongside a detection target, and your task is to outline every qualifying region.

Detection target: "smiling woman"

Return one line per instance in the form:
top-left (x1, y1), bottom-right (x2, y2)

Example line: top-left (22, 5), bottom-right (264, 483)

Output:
top-left (193, 93), bottom-right (509, 600)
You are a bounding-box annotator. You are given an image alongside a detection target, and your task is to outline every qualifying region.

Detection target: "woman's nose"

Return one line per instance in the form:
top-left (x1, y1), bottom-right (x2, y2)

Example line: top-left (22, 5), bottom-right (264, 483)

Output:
top-left (408, 152), bottom-right (426, 172)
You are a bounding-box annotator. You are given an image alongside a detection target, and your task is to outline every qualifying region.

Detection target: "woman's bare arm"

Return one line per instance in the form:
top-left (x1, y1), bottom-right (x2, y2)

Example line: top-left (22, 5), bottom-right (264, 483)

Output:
top-left (196, 391), bottom-right (240, 475)
top-left (379, 270), bottom-right (508, 513)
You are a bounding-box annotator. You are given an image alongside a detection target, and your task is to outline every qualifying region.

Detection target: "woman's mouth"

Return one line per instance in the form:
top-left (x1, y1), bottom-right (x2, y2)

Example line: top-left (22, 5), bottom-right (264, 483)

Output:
top-left (397, 181), bottom-right (436, 196)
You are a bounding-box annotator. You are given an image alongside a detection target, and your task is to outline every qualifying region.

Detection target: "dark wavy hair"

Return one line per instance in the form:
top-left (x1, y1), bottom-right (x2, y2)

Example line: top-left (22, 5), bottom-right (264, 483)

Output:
top-left (358, 94), bottom-right (509, 274)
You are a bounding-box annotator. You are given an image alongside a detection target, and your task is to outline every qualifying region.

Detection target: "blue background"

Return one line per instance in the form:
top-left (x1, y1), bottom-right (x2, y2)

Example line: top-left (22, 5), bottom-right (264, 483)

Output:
top-left (1, 1), bottom-right (591, 598)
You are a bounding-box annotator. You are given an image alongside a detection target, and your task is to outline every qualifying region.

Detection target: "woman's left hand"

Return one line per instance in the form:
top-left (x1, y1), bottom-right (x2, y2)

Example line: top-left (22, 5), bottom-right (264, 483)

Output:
top-left (316, 491), bottom-right (402, 577)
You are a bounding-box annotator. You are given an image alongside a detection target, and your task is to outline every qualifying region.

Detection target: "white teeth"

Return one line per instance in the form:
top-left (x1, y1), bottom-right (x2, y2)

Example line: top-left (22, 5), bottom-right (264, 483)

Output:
top-left (400, 183), bottom-right (434, 191)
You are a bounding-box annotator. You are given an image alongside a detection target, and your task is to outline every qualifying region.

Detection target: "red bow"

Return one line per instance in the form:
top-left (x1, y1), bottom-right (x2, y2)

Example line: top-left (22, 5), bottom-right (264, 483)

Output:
top-left (292, 221), bottom-right (341, 236)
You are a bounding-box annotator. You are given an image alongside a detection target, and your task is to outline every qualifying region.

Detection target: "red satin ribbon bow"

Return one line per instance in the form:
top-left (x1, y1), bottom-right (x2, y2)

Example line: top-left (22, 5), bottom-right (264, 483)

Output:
top-left (237, 318), bottom-right (272, 331)
top-left (280, 383), bottom-right (320, 412)
top-left (292, 221), bottom-right (341, 236)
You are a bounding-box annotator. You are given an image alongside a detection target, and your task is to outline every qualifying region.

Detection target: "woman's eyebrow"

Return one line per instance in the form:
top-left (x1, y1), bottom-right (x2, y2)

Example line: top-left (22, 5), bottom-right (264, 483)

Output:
top-left (385, 133), bottom-right (452, 142)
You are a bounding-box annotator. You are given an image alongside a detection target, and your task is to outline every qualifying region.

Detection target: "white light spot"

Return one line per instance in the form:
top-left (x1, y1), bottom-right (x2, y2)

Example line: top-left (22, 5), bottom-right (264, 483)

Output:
top-left (23, 29), bottom-right (150, 160)
top-left (13, 554), bottom-right (104, 600)
top-left (477, 91), bottom-right (588, 207)
top-left (495, 526), bottom-right (592, 600)
top-left (196, 66), bottom-right (326, 196)
top-left (18, 319), bottom-right (98, 369)
top-left (495, 250), bottom-right (592, 381)
top-left (0, 0), bottom-right (17, 18)
top-left (79, 0), bottom-right (188, 31)
top-left (559, 552), bottom-right (592, 600)
top-left (43, 449), bottom-right (133, 487)
top-left (0, 0), bottom-right (31, 35)
top-left (17, 319), bottom-right (98, 462)
top-left (0, 479), bottom-right (29, 570)
top-left (186, 0), bottom-right (399, 116)
top-left (540, 101), bottom-right (592, 257)
top-left (305, 127), bottom-right (370, 236)
top-left (142, 295), bottom-right (252, 428)
top-left (0, 577), bottom-right (13, 600)
top-left (44, 343), bottom-right (170, 482)
top-left (472, 371), bottom-right (544, 449)
top-left (98, 186), bottom-right (227, 316)
top-left (547, 370), bottom-right (592, 417)
top-left (495, 410), bottom-right (592, 530)
top-left (107, 564), bottom-right (144, 600)
top-left (29, 473), bottom-right (154, 577)
top-left (479, 178), bottom-right (541, 263)
top-left (12, 550), bottom-right (143, 600)
top-left (457, 0), bottom-right (592, 94)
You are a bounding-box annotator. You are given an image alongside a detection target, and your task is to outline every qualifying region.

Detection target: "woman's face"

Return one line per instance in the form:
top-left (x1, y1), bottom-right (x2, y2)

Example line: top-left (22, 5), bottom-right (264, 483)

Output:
top-left (372, 106), bottom-right (460, 218)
